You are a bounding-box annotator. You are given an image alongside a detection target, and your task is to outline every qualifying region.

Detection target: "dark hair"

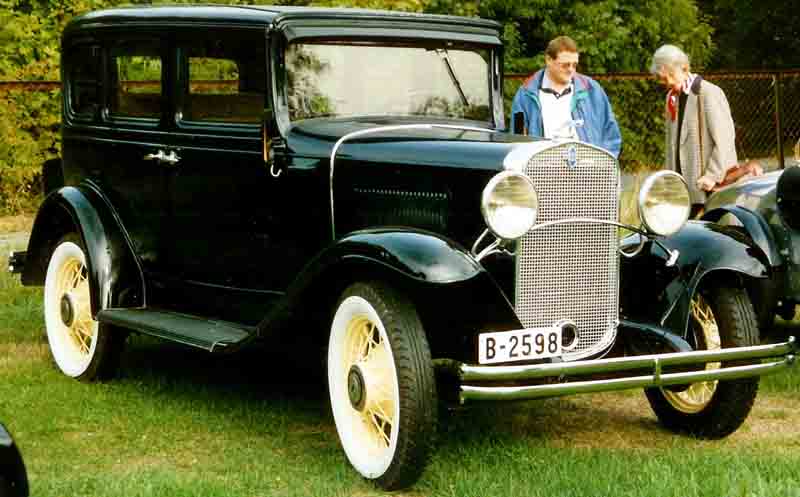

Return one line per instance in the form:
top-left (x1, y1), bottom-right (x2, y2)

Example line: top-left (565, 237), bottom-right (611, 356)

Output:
top-left (545, 36), bottom-right (578, 59)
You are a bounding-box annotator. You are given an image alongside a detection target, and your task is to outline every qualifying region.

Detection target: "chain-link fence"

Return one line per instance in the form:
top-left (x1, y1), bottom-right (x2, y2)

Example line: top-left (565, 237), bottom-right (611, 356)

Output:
top-left (507, 70), bottom-right (800, 171)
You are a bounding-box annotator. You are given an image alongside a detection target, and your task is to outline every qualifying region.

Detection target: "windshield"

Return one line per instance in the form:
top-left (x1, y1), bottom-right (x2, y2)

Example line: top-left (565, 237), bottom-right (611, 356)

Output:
top-left (284, 41), bottom-right (493, 123)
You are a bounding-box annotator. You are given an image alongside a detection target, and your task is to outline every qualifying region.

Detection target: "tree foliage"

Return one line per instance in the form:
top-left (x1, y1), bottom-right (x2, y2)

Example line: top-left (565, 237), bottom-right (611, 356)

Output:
top-left (698, 0), bottom-right (800, 70)
top-left (423, 0), bottom-right (714, 73)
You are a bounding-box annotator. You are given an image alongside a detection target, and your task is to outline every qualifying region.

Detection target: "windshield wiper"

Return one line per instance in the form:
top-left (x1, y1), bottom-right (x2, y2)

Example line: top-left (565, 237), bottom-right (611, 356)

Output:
top-left (435, 48), bottom-right (469, 108)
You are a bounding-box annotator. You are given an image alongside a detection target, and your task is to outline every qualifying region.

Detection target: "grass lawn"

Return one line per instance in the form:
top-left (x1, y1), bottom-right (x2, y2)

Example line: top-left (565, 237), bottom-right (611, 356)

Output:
top-left (2, 223), bottom-right (799, 497)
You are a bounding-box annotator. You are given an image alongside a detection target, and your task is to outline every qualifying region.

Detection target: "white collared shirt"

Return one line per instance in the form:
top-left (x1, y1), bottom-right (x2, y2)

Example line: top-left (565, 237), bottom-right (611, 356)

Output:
top-left (539, 74), bottom-right (576, 140)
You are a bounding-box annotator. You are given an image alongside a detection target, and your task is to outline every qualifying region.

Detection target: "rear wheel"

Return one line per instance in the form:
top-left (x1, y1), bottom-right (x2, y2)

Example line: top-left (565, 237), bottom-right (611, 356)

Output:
top-left (328, 281), bottom-right (437, 490)
top-left (44, 234), bottom-right (125, 381)
top-left (645, 285), bottom-right (759, 438)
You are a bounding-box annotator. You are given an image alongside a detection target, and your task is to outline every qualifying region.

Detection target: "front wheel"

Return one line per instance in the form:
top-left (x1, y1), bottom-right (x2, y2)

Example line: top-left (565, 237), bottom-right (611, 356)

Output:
top-left (645, 285), bottom-right (759, 438)
top-left (44, 234), bottom-right (125, 382)
top-left (328, 281), bottom-right (437, 490)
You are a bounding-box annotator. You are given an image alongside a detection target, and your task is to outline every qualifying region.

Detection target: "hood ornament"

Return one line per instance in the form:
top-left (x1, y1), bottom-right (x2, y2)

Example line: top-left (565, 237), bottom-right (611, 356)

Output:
top-left (564, 144), bottom-right (578, 170)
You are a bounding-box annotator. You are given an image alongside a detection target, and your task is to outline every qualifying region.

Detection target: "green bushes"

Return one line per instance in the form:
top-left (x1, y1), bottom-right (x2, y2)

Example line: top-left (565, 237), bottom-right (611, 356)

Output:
top-left (603, 78), bottom-right (666, 170)
top-left (0, 89), bottom-right (60, 214)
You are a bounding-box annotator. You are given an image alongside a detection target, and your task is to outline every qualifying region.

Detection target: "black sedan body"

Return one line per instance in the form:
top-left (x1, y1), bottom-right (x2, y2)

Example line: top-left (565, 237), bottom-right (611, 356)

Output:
top-left (8, 5), bottom-right (796, 490)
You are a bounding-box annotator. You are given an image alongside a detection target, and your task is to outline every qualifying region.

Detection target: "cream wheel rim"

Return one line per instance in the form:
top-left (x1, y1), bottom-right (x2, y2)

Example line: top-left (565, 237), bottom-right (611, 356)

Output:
top-left (44, 241), bottom-right (98, 377)
top-left (329, 296), bottom-right (400, 479)
top-left (663, 293), bottom-right (721, 413)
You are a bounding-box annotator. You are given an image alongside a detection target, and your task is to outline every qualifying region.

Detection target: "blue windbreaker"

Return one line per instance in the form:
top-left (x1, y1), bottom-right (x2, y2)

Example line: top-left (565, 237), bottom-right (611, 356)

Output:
top-left (510, 69), bottom-right (622, 159)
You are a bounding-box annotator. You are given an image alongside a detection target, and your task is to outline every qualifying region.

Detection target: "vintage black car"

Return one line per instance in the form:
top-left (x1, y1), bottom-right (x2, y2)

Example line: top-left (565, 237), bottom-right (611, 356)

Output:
top-left (7, 5), bottom-right (797, 490)
top-left (704, 157), bottom-right (800, 332)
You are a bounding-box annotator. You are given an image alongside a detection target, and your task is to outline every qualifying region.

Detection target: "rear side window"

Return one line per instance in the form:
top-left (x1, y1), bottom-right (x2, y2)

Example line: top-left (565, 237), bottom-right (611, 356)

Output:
top-left (180, 32), bottom-right (265, 124)
top-left (109, 40), bottom-right (163, 120)
top-left (66, 44), bottom-right (102, 118)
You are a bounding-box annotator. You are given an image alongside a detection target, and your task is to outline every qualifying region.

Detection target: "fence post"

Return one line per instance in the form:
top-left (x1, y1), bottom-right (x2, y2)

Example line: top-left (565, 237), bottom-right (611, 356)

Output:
top-left (775, 72), bottom-right (784, 169)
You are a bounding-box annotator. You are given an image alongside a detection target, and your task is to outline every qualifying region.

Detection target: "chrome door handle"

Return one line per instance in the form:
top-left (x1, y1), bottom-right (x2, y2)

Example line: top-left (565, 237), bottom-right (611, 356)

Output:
top-left (143, 150), bottom-right (181, 166)
top-left (161, 150), bottom-right (181, 165)
top-left (143, 150), bottom-right (166, 161)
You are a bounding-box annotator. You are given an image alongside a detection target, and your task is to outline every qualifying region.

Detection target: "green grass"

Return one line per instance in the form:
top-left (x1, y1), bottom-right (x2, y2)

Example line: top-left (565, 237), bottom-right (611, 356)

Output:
top-left (2, 244), bottom-right (800, 496)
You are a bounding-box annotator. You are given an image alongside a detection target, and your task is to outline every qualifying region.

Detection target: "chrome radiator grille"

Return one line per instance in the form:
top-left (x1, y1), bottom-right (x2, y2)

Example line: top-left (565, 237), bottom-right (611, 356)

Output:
top-left (515, 142), bottom-right (620, 361)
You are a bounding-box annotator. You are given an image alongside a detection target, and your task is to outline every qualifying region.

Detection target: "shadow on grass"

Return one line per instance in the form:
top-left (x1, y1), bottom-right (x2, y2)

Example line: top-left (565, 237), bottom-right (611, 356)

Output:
top-left (116, 333), bottom-right (671, 452)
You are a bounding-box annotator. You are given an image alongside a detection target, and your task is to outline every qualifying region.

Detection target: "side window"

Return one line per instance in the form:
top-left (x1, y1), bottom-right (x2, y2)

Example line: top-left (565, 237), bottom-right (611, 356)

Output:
top-left (109, 40), bottom-right (163, 120)
top-left (180, 32), bottom-right (265, 124)
top-left (67, 44), bottom-right (102, 118)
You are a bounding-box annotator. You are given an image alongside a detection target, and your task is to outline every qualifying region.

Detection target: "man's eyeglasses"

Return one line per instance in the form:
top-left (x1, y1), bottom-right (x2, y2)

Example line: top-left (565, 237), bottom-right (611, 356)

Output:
top-left (555, 61), bottom-right (579, 70)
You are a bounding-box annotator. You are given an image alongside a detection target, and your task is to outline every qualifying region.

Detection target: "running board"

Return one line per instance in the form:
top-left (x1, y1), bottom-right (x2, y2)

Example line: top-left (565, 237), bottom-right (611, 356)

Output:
top-left (97, 308), bottom-right (254, 352)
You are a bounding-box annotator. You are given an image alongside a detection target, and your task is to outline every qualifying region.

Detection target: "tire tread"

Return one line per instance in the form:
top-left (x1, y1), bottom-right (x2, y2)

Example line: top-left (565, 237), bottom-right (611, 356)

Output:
top-left (335, 281), bottom-right (437, 490)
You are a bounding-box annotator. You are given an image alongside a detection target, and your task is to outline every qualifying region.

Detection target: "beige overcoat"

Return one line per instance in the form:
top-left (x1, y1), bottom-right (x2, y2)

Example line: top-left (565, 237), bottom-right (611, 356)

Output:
top-left (665, 79), bottom-right (737, 204)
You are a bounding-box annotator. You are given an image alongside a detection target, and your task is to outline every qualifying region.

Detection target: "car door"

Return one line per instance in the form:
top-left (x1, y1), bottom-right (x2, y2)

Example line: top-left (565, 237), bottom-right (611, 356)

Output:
top-left (63, 33), bottom-right (172, 277)
top-left (156, 27), bottom-right (285, 322)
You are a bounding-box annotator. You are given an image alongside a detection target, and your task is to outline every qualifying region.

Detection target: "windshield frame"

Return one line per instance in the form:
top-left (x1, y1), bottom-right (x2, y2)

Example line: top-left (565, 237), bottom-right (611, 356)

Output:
top-left (271, 33), bottom-right (502, 135)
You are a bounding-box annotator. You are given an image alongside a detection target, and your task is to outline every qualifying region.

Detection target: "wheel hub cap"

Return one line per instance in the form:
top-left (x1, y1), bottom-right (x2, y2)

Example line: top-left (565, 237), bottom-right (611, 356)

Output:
top-left (60, 294), bottom-right (76, 327)
top-left (347, 365), bottom-right (367, 411)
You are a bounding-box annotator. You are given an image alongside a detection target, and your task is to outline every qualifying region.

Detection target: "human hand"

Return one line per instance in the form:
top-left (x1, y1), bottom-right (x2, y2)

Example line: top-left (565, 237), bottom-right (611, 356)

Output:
top-left (697, 175), bottom-right (716, 192)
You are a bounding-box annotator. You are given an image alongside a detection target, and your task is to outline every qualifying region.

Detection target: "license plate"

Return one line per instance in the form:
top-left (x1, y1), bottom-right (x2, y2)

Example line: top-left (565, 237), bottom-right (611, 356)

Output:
top-left (478, 327), bottom-right (562, 364)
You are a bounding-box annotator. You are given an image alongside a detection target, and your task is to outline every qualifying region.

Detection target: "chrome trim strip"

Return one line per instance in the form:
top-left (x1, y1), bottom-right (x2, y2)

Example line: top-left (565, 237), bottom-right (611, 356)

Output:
top-left (527, 217), bottom-right (648, 235)
top-left (329, 124), bottom-right (496, 239)
top-left (460, 339), bottom-right (796, 382)
top-left (460, 359), bottom-right (793, 402)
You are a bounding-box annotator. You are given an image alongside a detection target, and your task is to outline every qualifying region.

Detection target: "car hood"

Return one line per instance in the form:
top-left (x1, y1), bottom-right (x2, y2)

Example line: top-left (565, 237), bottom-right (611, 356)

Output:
top-left (285, 117), bottom-right (537, 171)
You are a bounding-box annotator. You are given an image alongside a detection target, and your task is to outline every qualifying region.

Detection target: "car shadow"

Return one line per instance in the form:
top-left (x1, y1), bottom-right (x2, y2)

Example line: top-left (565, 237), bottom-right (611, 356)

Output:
top-left (764, 316), bottom-right (800, 343)
top-left (117, 333), bottom-right (669, 450)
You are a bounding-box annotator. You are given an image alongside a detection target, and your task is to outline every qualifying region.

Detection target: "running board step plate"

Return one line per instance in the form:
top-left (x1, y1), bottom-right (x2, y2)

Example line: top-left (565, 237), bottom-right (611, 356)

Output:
top-left (97, 308), bottom-right (254, 352)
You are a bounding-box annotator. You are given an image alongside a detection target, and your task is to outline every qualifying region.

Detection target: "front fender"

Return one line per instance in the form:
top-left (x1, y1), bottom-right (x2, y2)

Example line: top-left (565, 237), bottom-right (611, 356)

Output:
top-left (259, 228), bottom-right (521, 361)
top-left (301, 228), bottom-right (484, 286)
top-left (22, 183), bottom-right (144, 314)
top-left (703, 206), bottom-right (782, 267)
top-left (621, 220), bottom-right (769, 338)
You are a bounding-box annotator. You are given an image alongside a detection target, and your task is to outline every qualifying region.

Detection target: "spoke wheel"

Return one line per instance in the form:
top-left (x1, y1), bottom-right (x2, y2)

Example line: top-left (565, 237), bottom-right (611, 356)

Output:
top-left (44, 234), bottom-right (125, 381)
top-left (645, 285), bottom-right (759, 439)
top-left (328, 282), bottom-right (436, 490)
top-left (662, 293), bottom-right (721, 413)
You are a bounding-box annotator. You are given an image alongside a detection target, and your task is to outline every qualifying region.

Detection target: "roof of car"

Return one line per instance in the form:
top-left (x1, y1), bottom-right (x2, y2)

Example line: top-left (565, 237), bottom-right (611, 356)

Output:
top-left (65, 4), bottom-right (502, 34)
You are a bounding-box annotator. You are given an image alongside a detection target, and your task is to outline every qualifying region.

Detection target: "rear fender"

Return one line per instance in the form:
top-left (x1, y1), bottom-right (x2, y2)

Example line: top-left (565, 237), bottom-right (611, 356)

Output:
top-left (22, 183), bottom-right (144, 314)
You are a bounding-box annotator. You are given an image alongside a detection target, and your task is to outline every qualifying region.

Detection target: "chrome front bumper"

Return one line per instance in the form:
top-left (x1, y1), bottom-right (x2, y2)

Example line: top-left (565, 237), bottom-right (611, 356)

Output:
top-left (448, 337), bottom-right (797, 403)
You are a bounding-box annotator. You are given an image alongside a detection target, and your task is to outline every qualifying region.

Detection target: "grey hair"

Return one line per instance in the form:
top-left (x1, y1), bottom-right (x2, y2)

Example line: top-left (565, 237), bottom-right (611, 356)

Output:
top-left (650, 44), bottom-right (690, 75)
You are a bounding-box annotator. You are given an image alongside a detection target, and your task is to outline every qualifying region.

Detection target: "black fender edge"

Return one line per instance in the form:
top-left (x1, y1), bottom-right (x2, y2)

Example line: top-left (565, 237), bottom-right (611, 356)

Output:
top-left (703, 205), bottom-right (782, 267)
top-left (21, 182), bottom-right (145, 314)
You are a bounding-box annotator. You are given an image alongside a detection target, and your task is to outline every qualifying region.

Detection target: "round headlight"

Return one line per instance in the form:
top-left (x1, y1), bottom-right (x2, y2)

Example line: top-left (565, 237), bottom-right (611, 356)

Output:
top-left (481, 171), bottom-right (538, 240)
top-left (638, 171), bottom-right (691, 236)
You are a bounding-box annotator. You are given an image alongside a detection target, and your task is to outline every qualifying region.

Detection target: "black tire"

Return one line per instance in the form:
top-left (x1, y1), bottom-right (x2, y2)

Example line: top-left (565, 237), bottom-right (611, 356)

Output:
top-left (43, 233), bottom-right (126, 382)
top-left (645, 285), bottom-right (759, 438)
top-left (327, 281), bottom-right (437, 490)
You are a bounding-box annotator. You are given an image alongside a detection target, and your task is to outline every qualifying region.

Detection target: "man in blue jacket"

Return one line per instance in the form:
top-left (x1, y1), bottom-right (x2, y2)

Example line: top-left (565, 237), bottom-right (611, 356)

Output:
top-left (511, 36), bottom-right (622, 159)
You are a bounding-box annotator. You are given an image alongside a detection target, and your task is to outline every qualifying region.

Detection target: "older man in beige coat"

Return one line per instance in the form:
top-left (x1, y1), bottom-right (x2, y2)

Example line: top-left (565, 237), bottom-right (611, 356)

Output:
top-left (650, 45), bottom-right (737, 213)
